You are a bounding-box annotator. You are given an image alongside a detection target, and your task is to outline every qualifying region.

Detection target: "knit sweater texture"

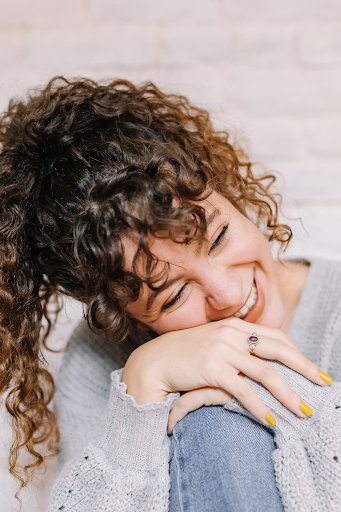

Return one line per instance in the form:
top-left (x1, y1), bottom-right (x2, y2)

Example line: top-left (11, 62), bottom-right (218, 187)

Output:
top-left (47, 255), bottom-right (341, 512)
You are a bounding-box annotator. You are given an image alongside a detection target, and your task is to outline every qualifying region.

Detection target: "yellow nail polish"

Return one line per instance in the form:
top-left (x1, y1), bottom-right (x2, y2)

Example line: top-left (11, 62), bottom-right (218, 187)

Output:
top-left (265, 413), bottom-right (276, 425)
top-left (299, 401), bottom-right (313, 416)
top-left (319, 370), bottom-right (333, 384)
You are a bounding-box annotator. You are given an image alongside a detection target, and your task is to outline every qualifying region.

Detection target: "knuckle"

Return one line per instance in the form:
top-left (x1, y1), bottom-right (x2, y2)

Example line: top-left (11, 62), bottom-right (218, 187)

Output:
top-left (271, 381), bottom-right (297, 402)
top-left (222, 317), bottom-right (241, 328)
top-left (271, 339), bottom-right (286, 358)
top-left (302, 357), bottom-right (318, 374)
top-left (285, 387), bottom-right (300, 403)
top-left (203, 391), bottom-right (216, 406)
top-left (216, 324), bottom-right (235, 339)
top-left (272, 327), bottom-right (286, 339)
top-left (234, 381), bottom-right (252, 402)
top-left (281, 332), bottom-right (292, 344)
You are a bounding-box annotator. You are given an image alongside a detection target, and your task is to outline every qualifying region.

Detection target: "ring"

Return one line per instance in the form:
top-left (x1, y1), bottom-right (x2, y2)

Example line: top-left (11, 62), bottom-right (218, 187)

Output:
top-left (247, 332), bottom-right (260, 355)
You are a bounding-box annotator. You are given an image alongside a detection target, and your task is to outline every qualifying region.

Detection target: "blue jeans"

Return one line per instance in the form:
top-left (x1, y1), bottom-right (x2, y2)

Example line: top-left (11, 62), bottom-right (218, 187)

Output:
top-left (168, 405), bottom-right (284, 512)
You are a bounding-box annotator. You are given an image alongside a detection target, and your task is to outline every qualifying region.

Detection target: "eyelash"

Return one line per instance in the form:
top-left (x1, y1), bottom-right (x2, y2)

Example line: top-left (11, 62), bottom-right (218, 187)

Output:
top-left (209, 224), bottom-right (228, 253)
top-left (161, 224), bottom-right (229, 312)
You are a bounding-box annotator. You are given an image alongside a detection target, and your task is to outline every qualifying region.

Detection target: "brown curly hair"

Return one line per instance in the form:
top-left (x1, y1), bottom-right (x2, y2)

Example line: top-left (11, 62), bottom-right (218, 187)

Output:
top-left (0, 76), bottom-right (293, 499)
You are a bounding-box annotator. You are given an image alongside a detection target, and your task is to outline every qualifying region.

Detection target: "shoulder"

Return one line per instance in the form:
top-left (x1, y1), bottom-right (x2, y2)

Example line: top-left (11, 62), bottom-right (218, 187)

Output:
top-left (295, 255), bottom-right (341, 378)
top-left (308, 255), bottom-right (341, 314)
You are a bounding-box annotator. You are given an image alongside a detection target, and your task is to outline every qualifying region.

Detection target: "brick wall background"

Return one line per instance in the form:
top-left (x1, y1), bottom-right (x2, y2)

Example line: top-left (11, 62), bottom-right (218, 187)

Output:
top-left (1, 0), bottom-right (341, 510)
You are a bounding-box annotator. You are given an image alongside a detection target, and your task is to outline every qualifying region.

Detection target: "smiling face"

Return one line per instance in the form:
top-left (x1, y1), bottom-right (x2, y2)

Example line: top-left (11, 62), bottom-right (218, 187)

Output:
top-left (124, 191), bottom-right (285, 335)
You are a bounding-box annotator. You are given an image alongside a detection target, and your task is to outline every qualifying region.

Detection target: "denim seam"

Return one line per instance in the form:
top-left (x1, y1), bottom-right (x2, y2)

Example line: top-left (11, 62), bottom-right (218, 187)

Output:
top-left (171, 429), bottom-right (186, 512)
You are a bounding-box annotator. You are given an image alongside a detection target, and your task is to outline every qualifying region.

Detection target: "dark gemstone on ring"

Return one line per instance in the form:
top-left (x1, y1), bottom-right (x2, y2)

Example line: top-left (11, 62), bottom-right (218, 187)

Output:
top-left (249, 336), bottom-right (258, 342)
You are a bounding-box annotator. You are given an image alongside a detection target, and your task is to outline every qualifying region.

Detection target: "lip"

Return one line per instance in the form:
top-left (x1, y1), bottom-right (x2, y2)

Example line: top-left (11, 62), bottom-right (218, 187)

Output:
top-left (243, 269), bottom-right (265, 323)
top-left (230, 281), bottom-right (253, 317)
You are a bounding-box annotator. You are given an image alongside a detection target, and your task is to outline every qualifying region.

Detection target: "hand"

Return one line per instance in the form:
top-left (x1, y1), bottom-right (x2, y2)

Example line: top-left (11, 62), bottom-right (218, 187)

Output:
top-left (121, 317), bottom-right (330, 434)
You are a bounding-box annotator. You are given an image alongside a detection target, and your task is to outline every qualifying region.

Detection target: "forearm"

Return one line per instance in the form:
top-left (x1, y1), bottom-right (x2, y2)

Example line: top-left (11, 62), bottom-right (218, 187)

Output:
top-left (48, 368), bottom-right (180, 512)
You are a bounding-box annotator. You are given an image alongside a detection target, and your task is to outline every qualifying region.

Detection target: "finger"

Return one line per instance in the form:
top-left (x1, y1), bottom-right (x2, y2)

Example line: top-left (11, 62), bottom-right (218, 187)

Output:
top-left (219, 346), bottom-right (311, 418)
top-left (215, 370), bottom-right (277, 426)
top-left (237, 332), bottom-right (328, 388)
top-left (167, 387), bottom-right (233, 435)
top-left (222, 316), bottom-right (300, 351)
top-left (218, 322), bottom-right (327, 387)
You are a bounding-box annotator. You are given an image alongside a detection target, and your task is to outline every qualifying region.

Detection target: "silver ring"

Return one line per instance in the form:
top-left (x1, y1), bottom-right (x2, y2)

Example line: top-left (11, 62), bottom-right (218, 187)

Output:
top-left (247, 332), bottom-right (260, 355)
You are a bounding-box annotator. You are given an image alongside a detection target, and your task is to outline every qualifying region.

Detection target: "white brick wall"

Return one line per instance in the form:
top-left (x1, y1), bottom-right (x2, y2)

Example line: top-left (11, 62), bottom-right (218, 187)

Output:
top-left (1, 1), bottom-right (341, 510)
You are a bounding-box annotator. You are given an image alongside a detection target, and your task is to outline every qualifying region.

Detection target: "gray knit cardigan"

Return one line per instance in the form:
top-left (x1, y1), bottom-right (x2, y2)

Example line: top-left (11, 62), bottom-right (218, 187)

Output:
top-left (47, 255), bottom-right (341, 511)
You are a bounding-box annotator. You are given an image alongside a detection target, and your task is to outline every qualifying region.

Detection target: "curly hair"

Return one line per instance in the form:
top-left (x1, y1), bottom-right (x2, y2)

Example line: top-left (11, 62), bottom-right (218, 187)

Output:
top-left (0, 76), bottom-right (293, 499)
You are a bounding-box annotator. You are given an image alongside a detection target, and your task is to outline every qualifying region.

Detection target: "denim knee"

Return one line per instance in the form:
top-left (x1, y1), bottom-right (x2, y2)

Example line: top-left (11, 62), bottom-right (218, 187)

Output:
top-left (169, 405), bottom-right (284, 512)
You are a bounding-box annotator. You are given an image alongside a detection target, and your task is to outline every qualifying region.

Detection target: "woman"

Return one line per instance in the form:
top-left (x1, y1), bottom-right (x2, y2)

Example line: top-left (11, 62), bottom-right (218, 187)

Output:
top-left (0, 76), bottom-right (339, 512)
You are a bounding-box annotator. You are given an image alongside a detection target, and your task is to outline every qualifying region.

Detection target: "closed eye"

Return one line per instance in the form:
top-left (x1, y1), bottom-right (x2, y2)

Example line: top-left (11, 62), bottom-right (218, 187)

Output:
top-left (161, 224), bottom-right (229, 312)
top-left (161, 283), bottom-right (188, 311)
top-left (209, 224), bottom-right (229, 253)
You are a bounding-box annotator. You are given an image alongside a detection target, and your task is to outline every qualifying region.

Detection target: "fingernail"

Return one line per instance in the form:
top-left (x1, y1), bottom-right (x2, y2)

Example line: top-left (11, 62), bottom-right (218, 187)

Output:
top-left (319, 370), bottom-right (333, 384)
top-left (299, 401), bottom-right (313, 416)
top-left (265, 413), bottom-right (276, 426)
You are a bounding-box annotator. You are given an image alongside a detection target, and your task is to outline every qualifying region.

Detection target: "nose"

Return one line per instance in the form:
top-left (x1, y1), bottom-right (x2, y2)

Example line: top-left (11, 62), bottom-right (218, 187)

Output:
top-left (205, 266), bottom-right (244, 313)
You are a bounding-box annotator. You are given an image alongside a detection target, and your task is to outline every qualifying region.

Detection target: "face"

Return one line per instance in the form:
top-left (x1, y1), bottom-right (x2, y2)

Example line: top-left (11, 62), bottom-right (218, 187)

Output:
top-left (124, 191), bottom-right (285, 335)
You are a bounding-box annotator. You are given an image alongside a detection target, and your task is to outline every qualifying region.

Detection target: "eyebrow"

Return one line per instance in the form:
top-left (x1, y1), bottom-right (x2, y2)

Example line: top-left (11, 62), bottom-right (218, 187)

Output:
top-left (145, 208), bottom-right (221, 312)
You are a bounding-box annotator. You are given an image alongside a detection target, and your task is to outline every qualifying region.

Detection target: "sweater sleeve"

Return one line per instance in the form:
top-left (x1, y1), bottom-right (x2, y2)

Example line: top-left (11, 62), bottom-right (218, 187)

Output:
top-left (47, 368), bottom-right (180, 512)
top-left (223, 360), bottom-right (341, 512)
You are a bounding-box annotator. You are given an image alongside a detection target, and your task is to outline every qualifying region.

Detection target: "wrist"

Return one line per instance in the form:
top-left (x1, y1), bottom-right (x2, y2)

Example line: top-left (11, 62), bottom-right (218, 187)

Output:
top-left (122, 361), bottom-right (168, 405)
top-left (101, 368), bottom-right (180, 472)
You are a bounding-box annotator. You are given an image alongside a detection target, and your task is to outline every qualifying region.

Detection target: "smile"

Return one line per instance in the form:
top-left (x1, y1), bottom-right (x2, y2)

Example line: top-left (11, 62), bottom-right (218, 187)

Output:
top-left (233, 280), bottom-right (258, 319)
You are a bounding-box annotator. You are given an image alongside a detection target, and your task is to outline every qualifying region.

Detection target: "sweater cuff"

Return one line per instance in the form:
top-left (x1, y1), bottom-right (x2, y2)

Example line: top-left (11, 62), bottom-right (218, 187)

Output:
top-left (224, 360), bottom-right (339, 440)
top-left (99, 368), bottom-right (180, 473)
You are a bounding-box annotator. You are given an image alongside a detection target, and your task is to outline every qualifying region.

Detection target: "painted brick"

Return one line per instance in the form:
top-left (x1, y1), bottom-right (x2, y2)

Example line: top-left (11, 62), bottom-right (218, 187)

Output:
top-left (0, 30), bottom-right (28, 67)
top-left (234, 25), bottom-right (295, 66)
top-left (89, 0), bottom-right (219, 23)
top-left (246, 118), bottom-right (301, 159)
top-left (26, 27), bottom-right (159, 68)
top-left (299, 26), bottom-right (341, 65)
top-left (160, 28), bottom-right (235, 66)
top-left (219, 0), bottom-right (341, 21)
top-left (161, 25), bottom-right (294, 67)
top-left (0, 0), bottom-right (85, 26)
top-left (281, 202), bottom-right (341, 259)
top-left (221, 69), bottom-right (341, 115)
top-left (305, 118), bottom-right (341, 155)
top-left (272, 161), bottom-right (341, 201)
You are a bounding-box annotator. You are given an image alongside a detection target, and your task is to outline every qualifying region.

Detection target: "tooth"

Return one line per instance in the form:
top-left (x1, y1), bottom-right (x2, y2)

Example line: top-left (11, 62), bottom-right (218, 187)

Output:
top-left (233, 281), bottom-right (258, 318)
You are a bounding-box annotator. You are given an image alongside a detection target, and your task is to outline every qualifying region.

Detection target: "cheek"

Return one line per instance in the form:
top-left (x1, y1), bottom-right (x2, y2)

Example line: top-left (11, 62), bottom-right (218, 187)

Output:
top-left (157, 300), bottom-right (207, 334)
top-left (230, 218), bottom-right (268, 260)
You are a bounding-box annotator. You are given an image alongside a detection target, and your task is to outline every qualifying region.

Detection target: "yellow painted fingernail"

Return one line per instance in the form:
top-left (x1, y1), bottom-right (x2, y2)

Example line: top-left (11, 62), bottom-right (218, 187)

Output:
top-left (319, 370), bottom-right (333, 384)
top-left (299, 401), bottom-right (313, 416)
top-left (265, 413), bottom-right (276, 425)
